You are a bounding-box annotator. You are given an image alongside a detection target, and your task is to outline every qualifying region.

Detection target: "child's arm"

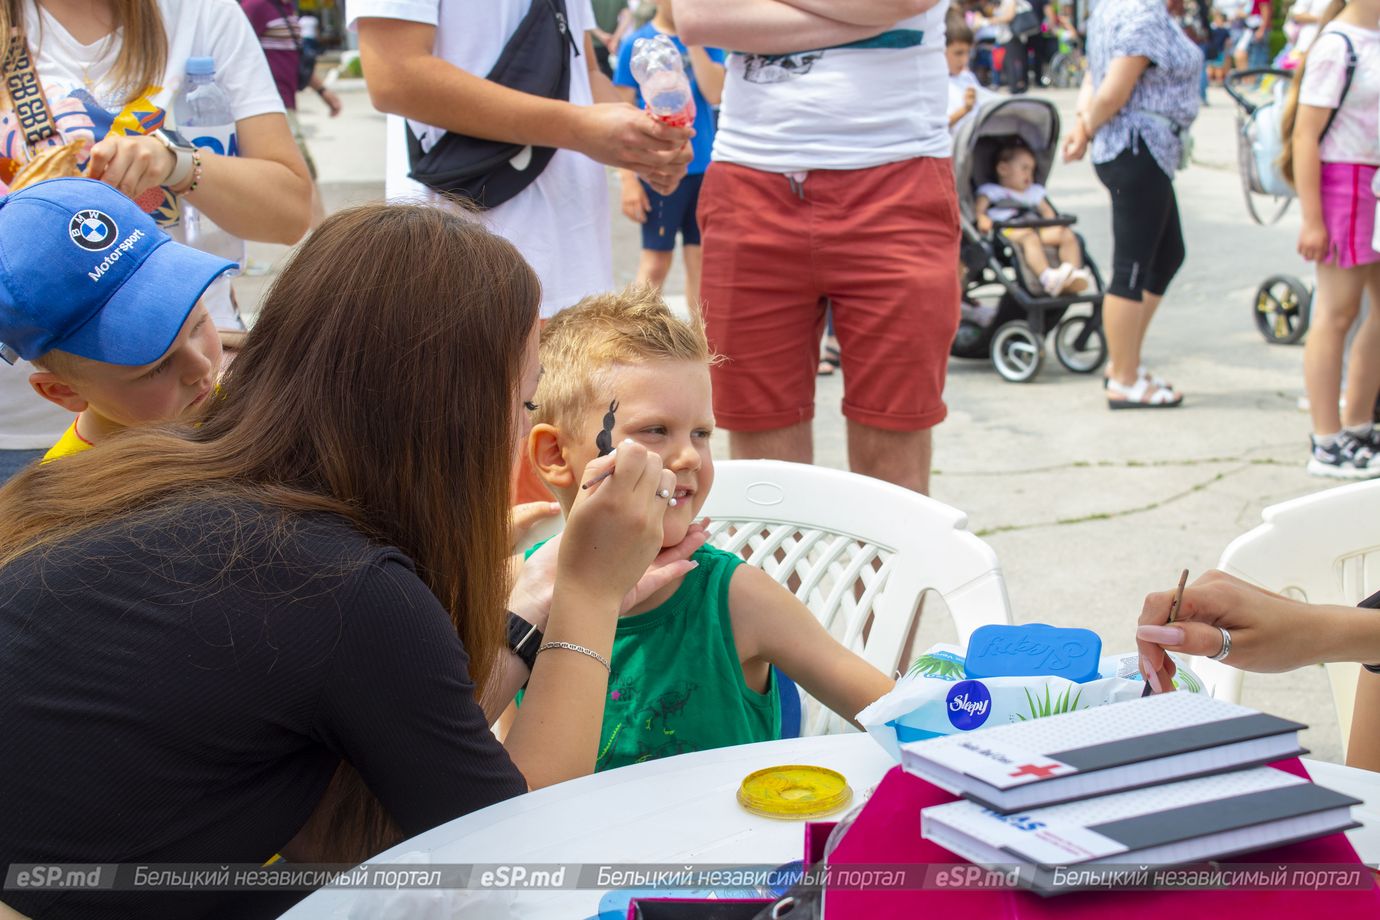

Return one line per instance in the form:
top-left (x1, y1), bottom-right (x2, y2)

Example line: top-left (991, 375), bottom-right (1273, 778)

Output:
top-left (1292, 103), bottom-right (1331, 261)
top-left (729, 566), bottom-right (895, 729)
top-left (688, 46), bottom-right (727, 106)
top-left (1036, 197), bottom-right (1058, 219)
top-left (975, 194), bottom-right (993, 233)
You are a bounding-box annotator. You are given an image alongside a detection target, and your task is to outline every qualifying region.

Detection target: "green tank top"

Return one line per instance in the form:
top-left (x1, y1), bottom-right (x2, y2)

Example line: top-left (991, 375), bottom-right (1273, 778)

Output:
top-left (523, 542), bottom-right (781, 772)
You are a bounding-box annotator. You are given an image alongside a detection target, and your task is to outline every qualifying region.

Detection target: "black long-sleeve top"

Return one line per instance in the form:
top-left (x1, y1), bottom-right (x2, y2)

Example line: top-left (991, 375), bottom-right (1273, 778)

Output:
top-left (0, 501), bottom-right (526, 918)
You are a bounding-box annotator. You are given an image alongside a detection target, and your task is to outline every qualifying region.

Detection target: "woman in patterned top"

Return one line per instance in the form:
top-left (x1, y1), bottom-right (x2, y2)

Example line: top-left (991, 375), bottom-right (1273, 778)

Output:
top-left (1063, 0), bottom-right (1203, 409)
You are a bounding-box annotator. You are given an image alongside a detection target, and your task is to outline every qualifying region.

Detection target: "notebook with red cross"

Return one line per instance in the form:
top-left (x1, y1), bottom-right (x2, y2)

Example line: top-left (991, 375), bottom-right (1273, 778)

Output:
top-left (901, 692), bottom-right (1304, 812)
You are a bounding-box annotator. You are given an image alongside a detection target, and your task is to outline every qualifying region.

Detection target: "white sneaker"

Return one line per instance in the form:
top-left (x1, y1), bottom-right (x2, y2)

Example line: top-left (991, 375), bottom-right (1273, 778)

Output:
top-left (1065, 267), bottom-right (1093, 293)
top-left (1039, 264), bottom-right (1074, 295)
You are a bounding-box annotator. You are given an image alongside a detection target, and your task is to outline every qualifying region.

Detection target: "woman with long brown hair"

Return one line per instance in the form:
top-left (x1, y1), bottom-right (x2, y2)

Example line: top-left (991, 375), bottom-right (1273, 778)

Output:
top-left (0, 0), bottom-right (312, 482)
top-left (0, 203), bottom-right (677, 919)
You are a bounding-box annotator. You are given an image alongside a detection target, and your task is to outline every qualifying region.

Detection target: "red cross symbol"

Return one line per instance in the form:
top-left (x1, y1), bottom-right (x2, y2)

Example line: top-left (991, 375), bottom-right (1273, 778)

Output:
top-left (1009, 762), bottom-right (1064, 779)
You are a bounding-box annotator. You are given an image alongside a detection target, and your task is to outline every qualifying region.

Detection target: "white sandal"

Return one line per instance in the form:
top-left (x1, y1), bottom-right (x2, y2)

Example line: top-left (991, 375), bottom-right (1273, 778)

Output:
top-left (1106, 375), bottom-right (1183, 409)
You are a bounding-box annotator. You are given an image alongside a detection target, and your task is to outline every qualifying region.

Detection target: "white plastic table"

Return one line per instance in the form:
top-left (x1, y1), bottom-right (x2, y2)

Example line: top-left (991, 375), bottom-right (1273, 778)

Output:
top-left (278, 734), bottom-right (1380, 919)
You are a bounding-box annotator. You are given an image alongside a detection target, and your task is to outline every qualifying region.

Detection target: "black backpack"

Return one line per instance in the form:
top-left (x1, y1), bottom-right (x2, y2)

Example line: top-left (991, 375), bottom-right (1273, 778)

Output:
top-left (406, 0), bottom-right (579, 209)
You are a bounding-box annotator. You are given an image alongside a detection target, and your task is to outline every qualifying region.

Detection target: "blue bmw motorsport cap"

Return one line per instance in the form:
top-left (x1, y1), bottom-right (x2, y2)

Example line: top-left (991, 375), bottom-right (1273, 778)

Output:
top-left (0, 177), bottom-right (236, 366)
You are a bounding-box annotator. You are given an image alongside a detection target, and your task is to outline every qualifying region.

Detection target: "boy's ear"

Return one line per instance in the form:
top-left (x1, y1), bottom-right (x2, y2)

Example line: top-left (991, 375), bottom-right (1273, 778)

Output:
top-left (29, 372), bottom-right (88, 414)
top-left (529, 423), bottom-right (576, 489)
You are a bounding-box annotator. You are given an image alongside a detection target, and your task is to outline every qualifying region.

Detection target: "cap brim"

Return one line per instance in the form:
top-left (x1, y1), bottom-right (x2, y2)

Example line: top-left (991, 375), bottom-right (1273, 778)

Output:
top-left (52, 237), bottom-right (236, 367)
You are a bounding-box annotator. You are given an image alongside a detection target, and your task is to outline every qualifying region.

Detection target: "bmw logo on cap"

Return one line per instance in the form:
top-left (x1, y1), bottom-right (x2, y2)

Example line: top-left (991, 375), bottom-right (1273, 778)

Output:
top-left (69, 209), bottom-right (118, 252)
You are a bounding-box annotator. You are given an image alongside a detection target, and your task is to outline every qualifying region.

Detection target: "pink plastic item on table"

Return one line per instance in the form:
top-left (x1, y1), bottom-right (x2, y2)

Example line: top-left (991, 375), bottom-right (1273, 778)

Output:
top-left (825, 758), bottom-right (1380, 918)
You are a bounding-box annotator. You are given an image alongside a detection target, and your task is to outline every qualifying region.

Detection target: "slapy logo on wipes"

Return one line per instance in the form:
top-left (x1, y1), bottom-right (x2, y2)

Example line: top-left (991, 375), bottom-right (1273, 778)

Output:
top-left (69, 210), bottom-right (118, 252)
top-left (946, 680), bottom-right (992, 731)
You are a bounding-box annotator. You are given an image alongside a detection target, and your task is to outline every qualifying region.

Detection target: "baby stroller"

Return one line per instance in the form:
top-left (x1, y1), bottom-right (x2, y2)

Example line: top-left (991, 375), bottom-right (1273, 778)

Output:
top-left (950, 96), bottom-right (1107, 383)
top-left (1225, 67), bottom-right (1313, 345)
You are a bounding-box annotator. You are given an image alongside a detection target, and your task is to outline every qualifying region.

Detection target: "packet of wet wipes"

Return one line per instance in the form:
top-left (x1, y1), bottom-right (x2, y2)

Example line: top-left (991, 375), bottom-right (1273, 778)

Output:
top-left (857, 642), bottom-right (1206, 762)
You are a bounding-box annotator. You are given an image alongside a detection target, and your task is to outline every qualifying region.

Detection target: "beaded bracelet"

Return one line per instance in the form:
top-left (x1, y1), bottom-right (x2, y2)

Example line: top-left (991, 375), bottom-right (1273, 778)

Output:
top-left (538, 641), bottom-right (611, 673)
top-left (183, 148), bottom-right (204, 195)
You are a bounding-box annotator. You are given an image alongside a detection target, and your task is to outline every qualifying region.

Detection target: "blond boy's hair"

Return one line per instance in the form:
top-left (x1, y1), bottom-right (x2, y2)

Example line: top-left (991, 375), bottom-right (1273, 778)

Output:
top-left (535, 286), bottom-right (713, 438)
top-left (31, 349), bottom-right (85, 380)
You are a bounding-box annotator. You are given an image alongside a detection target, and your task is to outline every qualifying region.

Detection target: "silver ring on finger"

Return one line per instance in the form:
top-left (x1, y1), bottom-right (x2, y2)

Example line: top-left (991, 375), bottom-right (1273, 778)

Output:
top-left (1208, 626), bottom-right (1232, 662)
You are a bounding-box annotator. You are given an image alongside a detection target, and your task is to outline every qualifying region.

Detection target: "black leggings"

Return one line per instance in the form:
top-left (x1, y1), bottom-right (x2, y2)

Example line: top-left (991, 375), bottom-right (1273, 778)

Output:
top-left (1003, 38), bottom-right (1028, 92)
top-left (1093, 143), bottom-right (1186, 300)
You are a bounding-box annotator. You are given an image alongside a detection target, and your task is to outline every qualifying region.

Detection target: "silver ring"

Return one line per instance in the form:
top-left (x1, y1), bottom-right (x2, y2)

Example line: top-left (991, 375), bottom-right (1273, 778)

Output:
top-left (1208, 626), bottom-right (1232, 661)
top-left (656, 488), bottom-right (671, 500)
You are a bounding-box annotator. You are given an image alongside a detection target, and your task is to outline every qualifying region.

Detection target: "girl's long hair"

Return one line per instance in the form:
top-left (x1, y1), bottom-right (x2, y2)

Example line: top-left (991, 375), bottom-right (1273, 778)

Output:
top-left (1278, 0), bottom-right (1348, 186)
top-left (2, 0), bottom-right (167, 106)
top-left (0, 202), bottom-right (541, 860)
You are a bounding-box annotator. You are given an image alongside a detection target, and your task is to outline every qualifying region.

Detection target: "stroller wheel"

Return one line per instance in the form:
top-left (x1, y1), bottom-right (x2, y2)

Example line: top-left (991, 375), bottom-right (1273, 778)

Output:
top-left (1253, 274), bottom-right (1311, 345)
top-left (1053, 314), bottom-right (1107, 374)
top-left (991, 320), bottom-right (1044, 383)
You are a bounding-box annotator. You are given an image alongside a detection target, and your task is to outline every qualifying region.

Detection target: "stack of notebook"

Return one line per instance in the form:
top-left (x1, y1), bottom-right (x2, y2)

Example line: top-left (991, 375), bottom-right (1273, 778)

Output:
top-left (903, 692), bottom-right (1361, 895)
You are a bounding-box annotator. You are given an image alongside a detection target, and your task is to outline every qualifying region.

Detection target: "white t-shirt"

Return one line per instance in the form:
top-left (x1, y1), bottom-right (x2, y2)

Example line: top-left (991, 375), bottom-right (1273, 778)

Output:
top-left (711, 6), bottom-right (952, 172)
top-left (1298, 23), bottom-right (1380, 167)
top-left (1291, 0), bottom-right (1333, 53)
top-left (976, 181), bottom-right (1047, 221)
top-left (348, 0), bottom-right (612, 320)
top-left (0, 0), bottom-right (284, 450)
top-left (947, 70), bottom-right (995, 138)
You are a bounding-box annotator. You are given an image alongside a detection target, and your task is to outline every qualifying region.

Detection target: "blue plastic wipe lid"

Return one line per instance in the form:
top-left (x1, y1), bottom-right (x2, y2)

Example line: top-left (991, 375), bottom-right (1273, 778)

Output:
top-left (963, 624), bottom-right (1102, 683)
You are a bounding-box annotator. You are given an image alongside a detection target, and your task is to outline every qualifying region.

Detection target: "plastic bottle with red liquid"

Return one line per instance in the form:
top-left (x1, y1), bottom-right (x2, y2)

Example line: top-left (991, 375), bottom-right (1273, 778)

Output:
top-left (630, 34), bottom-right (696, 128)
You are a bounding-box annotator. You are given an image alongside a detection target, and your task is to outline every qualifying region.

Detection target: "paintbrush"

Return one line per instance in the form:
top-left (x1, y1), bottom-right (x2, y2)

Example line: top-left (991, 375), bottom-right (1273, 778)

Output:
top-left (1168, 568), bottom-right (1188, 623)
top-left (1144, 568), bottom-right (1190, 696)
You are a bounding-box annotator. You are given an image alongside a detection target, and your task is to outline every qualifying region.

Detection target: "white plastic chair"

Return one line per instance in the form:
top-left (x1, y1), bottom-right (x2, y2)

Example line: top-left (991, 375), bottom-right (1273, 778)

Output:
top-left (702, 460), bottom-right (1014, 735)
top-left (1213, 480), bottom-right (1380, 751)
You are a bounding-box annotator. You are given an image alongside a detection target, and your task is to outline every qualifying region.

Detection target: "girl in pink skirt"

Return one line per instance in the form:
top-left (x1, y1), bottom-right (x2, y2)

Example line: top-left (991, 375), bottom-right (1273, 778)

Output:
top-left (1281, 0), bottom-right (1380, 478)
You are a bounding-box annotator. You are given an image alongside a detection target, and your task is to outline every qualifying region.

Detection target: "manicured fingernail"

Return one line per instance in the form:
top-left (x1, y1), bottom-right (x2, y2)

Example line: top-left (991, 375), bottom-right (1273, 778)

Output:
top-left (1141, 657), bottom-right (1164, 693)
top-left (1137, 625), bottom-right (1185, 645)
top-left (623, 438), bottom-right (635, 444)
top-left (548, 502), bottom-right (561, 511)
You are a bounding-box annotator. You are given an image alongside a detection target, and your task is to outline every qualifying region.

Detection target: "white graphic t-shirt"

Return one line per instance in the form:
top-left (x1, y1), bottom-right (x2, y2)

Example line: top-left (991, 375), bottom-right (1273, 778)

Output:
top-left (1298, 23), bottom-right (1380, 167)
top-left (711, 6), bottom-right (952, 173)
top-left (349, 0), bottom-right (612, 320)
top-left (0, 0), bottom-right (284, 450)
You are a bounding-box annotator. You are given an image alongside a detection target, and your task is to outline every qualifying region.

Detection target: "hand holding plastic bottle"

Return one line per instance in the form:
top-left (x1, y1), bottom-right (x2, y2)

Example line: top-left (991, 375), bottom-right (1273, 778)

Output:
top-left (630, 34), bottom-right (696, 128)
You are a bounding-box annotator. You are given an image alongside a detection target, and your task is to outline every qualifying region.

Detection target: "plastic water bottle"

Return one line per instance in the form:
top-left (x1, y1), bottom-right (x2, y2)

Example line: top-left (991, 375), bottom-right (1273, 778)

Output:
top-left (630, 34), bottom-right (696, 128)
top-left (172, 57), bottom-right (244, 268)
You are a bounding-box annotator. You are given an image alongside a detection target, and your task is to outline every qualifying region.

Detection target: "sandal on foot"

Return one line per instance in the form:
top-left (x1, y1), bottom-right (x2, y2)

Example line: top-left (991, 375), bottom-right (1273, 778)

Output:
top-left (817, 344), bottom-right (841, 377)
top-left (1104, 365), bottom-right (1172, 390)
top-left (1107, 376), bottom-right (1183, 409)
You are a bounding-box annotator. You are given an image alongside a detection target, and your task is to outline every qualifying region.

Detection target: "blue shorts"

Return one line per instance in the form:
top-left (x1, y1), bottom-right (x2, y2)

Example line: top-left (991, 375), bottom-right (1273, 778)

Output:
top-left (641, 172), bottom-right (705, 252)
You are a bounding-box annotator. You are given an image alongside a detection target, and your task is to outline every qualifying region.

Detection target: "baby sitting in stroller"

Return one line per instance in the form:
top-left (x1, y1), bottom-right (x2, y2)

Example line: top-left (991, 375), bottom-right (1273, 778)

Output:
top-left (975, 140), bottom-right (1093, 296)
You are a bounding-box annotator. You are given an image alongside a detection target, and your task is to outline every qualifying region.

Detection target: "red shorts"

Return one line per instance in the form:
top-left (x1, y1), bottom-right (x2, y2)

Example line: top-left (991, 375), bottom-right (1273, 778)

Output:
top-left (697, 157), bottom-right (960, 433)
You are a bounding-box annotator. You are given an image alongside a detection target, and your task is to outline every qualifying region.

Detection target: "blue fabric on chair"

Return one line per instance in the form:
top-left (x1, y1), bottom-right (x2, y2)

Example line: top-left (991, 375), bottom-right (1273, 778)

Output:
top-left (775, 666), bottom-right (801, 739)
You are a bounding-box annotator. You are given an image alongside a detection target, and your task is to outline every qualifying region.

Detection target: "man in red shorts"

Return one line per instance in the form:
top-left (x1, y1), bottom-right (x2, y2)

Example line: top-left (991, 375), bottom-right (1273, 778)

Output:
top-left (680, 0), bottom-right (958, 494)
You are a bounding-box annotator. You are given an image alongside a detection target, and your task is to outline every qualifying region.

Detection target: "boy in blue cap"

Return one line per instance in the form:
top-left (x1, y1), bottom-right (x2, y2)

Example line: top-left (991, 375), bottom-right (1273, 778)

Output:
top-left (0, 178), bottom-right (236, 461)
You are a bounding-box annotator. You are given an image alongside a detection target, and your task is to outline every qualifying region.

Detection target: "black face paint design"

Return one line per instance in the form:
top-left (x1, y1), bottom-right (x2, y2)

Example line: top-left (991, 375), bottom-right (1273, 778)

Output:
top-left (596, 399), bottom-right (619, 457)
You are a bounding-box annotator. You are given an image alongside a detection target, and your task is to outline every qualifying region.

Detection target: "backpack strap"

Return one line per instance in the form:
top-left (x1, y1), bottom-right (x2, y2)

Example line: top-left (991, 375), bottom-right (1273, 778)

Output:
top-left (2, 28), bottom-right (59, 154)
top-left (1320, 31), bottom-right (1357, 142)
top-left (266, 0), bottom-right (305, 56)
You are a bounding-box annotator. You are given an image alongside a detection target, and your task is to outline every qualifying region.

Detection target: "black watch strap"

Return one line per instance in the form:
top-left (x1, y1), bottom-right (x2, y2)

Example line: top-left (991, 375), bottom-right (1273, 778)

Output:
top-left (1359, 590), bottom-right (1380, 673)
top-left (506, 611), bottom-right (543, 672)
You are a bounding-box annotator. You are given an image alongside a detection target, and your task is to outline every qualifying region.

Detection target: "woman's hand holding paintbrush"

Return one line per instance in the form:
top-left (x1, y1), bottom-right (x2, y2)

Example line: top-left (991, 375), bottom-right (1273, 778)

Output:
top-left (559, 439), bottom-right (679, 602)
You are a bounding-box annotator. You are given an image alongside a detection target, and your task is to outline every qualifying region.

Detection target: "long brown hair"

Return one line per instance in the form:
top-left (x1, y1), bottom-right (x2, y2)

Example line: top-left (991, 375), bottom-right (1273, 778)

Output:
top-left (0, 202), bottom-right (541, 860)
top-left (2, 0), bottom-right (167, 106)
top-left (1278, 0), bottom-right (1348, 186)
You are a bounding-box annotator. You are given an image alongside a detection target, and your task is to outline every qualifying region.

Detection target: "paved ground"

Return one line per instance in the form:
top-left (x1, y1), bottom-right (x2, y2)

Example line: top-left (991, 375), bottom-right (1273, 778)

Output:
top-left (240, 81), bottom-right (1356, 763)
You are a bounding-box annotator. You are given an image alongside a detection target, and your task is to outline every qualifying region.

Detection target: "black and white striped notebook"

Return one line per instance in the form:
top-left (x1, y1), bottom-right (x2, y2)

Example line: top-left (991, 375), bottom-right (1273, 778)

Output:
top-left (921, 767), bottom-right (1359, 894)
top-left (901, 692), bottom-right (1305, 811)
